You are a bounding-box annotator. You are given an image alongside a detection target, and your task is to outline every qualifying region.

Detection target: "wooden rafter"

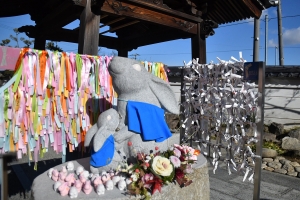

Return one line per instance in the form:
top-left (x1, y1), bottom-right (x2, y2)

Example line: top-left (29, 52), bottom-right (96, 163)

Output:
top-left (35, 1), bottom-right (73, 25)
top-left (101, 0), bottom-right (198, 34)
top-left (100, 20), bottom-right (140, 34)
top-left (100, 17), bottom-right (126, 28)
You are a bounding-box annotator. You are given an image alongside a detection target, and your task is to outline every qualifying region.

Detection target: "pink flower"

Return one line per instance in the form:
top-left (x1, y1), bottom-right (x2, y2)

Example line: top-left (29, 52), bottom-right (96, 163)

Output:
top-left (169, 156), bottom-right (181, 168)
top-left (173, 148), bottom-right (181, 157)
top-left (141, 173), bottom-right (154, 189)
top-left (186, 154), bottom-right (198, 161)
top-left (173, 144), bottom-right (183, 151)
top-left (184, 164), bottom-right (193, 174)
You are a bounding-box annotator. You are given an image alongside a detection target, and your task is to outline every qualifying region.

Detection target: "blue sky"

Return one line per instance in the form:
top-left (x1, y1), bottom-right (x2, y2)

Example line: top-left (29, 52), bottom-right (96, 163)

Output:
top-left (0, 0), bottom-right (299, 66)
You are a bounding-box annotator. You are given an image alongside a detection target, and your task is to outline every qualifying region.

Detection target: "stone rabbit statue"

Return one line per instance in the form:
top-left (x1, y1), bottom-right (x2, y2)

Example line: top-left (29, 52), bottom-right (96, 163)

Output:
top-left (84, 56), bottom-right (179, 173)
top-left (84, 108), bottom-right (122, 173)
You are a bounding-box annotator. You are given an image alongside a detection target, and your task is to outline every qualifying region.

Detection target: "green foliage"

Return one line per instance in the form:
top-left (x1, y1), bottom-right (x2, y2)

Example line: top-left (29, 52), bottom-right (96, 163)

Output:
top-left (20, 37), bottom-right (34, 48)
top-left (9, 28), bottom-right (20, 47)
top-left (0, 39), bottom-right (10, 46)
top-left (263, 141), bottom-right (286, 155)
top-left (45, 41), bottom-right (63, 52)
top-left (249, 141), bottom-right (286, 155)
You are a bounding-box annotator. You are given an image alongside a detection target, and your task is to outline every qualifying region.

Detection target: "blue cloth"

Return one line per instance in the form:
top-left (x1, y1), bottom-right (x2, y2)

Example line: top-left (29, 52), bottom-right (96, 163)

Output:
top-left (127, 101), bottom-right (172, 142)
top-left (90, 134), bottom-right (115, 167)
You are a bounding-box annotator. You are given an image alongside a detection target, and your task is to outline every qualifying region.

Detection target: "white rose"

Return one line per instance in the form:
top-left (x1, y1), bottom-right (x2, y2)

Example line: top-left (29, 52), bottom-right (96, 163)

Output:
top-left (151, 156), bottom-right (173, 176)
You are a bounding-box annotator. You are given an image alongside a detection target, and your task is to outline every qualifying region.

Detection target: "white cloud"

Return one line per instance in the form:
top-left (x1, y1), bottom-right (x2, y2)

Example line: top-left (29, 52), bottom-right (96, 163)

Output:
top-left (272, 9), bottom-right (277, 17)
top-left (283, 27), bottom-right (300, 45)
top-left (268, 39), bottom-right (278, 47)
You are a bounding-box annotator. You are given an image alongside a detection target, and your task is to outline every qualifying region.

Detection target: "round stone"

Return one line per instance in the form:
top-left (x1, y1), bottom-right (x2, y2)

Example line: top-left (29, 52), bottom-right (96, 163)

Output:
top-left (294, 166), bottom-right (300, 173)
top-left (267, 161), bottom-right (282, 169)
top-left (273, 168), bottom-right (287, 174)
top-left (264, 167), bottom-right (275, 172)
top-left (287, 172), bottom-right (298, 177)
top-left (290, 162), bottom-right (300, 167)
top-left (262, 148), bottom-right (278, 158)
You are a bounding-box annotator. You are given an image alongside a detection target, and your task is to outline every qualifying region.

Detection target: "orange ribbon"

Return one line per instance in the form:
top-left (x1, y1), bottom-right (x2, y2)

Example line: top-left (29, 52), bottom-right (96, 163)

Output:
top-left (14, 48), bottom-right (30, 73)
top-left (39, 51), bottom-right (47, 89)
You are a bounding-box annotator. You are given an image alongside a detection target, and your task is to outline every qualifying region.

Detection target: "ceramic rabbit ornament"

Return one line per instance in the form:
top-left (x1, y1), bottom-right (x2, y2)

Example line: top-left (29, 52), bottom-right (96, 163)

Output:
top-left (84, 56), bottom-right (179, 173)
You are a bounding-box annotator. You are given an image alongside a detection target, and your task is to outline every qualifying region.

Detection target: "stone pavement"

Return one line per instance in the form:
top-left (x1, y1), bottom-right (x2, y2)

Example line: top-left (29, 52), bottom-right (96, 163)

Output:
top-left (208, 161), bottom-right (300, 200)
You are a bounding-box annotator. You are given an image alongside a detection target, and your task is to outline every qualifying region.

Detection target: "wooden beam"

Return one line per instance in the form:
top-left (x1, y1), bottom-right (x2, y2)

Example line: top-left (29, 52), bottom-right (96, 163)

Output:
top-left (76, 0), bottom-right (202, 23)
top-left (73, 14), bottom-right (109, 30)
top-left (19, 25), bottom-right (122, 50)
top-left (243, 0), bottom-right (262, 18)
top-left (124, 0), bottom-right (202, 23)
top-left (124, 28), bottom-right (191, 50)
top-left (100, 17), bottom-right (126, 28)
top-left (35, 1), bottom-right (72, 25)
top-left (191, 23), bottom-right (206, 64)
top-left (101, 0), bottom-right (198, 34)
top-left (117, 48), bottom-right (128, 57)
top-left (100, 20), bottom-right (139, 34)
top-left (78, 0), bottom-right (100, 55)
top-left (34, 36), bottom-right (46, 50)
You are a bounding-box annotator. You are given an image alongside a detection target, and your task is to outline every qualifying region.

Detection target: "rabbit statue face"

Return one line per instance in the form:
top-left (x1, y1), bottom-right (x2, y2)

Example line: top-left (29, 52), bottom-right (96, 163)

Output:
top-left (96, 108), bottom-right (120, 131)
top-left (108, 57), bottom-right (148, 95)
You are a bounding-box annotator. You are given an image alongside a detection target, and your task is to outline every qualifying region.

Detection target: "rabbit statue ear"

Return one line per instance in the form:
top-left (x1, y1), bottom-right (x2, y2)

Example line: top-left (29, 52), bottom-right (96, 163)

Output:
top-left (84, 123), bottom-right (98, 147)
top-left (93, 126), bottom-right (108, 152)
top-left (149, 75), bottom-right (179, 114)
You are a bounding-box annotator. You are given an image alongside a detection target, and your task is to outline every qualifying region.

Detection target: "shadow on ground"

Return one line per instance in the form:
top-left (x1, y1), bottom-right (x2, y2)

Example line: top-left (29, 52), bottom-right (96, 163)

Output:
top-left (7, 150), bottom-right (90, 200)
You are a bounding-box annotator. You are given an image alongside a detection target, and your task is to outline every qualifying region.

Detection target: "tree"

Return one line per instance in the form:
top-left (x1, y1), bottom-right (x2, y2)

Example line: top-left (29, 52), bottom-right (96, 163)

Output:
top-left (9, 28), bottom-right (20, 48)
top-left (2, 28), bottom-right (34, 48)
top-left (20, 37), bottom-right (34, 48)
top-left (0, 39), bottom-right (11, 46)
top-left (45, 41), bottom-right (63, 52)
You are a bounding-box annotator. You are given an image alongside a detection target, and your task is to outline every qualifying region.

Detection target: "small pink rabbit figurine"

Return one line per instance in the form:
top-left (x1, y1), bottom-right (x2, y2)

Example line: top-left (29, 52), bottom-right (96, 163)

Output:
top-left (83, 180), bottom-right (93, 194)
top-left (59, 172), bottom-right (67, 182)
top-left (58, 182), bottom-right (70, 196)
top-left (93, 176), bottom-right (103, 188)
top-left (79, 173), bottom-right (87, 184)
top-left (60, 166), bottom-right (68, 177)
top-left (51, 169), bottom-right (59, 182)
top-left (101, 174), bottom-right (111, 184)
top-left (74, 180), bottom-right (83, 193)
top-left (65, 173), bottom-right (75, 186)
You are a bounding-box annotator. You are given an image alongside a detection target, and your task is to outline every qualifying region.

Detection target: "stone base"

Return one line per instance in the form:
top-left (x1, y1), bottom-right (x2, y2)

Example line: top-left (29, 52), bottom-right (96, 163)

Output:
top-left (31, 155), bottom-right (209, 200)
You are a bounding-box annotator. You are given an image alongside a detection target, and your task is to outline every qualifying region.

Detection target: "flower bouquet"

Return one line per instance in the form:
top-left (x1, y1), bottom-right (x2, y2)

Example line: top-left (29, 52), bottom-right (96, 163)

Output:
top-left (118, 144), bottom-right (200, 200)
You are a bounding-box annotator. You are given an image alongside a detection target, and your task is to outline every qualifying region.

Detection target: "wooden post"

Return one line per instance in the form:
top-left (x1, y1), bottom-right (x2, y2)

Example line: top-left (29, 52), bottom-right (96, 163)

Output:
top-left (78, 0), bottom-right (100, 55)
top-left (117, 48), bottom-right (128, 57)
top-left (34, 37), bottom-right (46, 50)
top-left (191, 22), bottom-right (206, 64)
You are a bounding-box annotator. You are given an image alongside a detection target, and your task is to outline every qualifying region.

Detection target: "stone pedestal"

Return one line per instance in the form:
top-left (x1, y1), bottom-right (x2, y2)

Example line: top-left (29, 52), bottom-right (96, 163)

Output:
top-left (31, 155), bottom-right (209, 200)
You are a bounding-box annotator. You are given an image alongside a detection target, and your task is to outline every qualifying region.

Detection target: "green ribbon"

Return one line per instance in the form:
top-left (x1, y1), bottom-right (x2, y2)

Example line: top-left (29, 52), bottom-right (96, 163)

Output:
top-left (42, 92), bottom-right (49, 110)
top-left (76, 54), bottom-right (82, 88)
top-left (12, 60), bottom-right (23, 93)
top-left (3, 89), bottom-right (9, 122)
top-left (95, 57), bottom-right (99, 94)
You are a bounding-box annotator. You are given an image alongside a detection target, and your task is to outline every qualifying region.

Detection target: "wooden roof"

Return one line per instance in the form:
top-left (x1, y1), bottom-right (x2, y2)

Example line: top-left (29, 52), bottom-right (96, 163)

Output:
top-left (1, 0), bottom-right (268, 50)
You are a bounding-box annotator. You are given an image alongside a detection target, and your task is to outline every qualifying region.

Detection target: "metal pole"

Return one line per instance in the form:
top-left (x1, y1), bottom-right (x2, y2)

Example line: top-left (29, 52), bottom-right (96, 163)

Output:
top-left (180, 68), bottom-right (186, 143)
top-left (277, 0), bottom-right (284, 65)
top-left (1, 153), bottom-right (16, 200)
top-left (253, 18), bottom-right (260, 62)
top-left (275, 47), bottom-right (277, 66)
top-left (265, 15), bottom-right (268, 65)
top-left (253, 62), bottom-right (265, 200)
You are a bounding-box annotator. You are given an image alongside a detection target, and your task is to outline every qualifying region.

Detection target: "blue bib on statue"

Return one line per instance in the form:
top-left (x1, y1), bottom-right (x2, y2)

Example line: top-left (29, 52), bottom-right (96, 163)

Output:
top-left (127, 101), bottom-right (172, 142)
top-left (90, 134), bottom-right (114, 167)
